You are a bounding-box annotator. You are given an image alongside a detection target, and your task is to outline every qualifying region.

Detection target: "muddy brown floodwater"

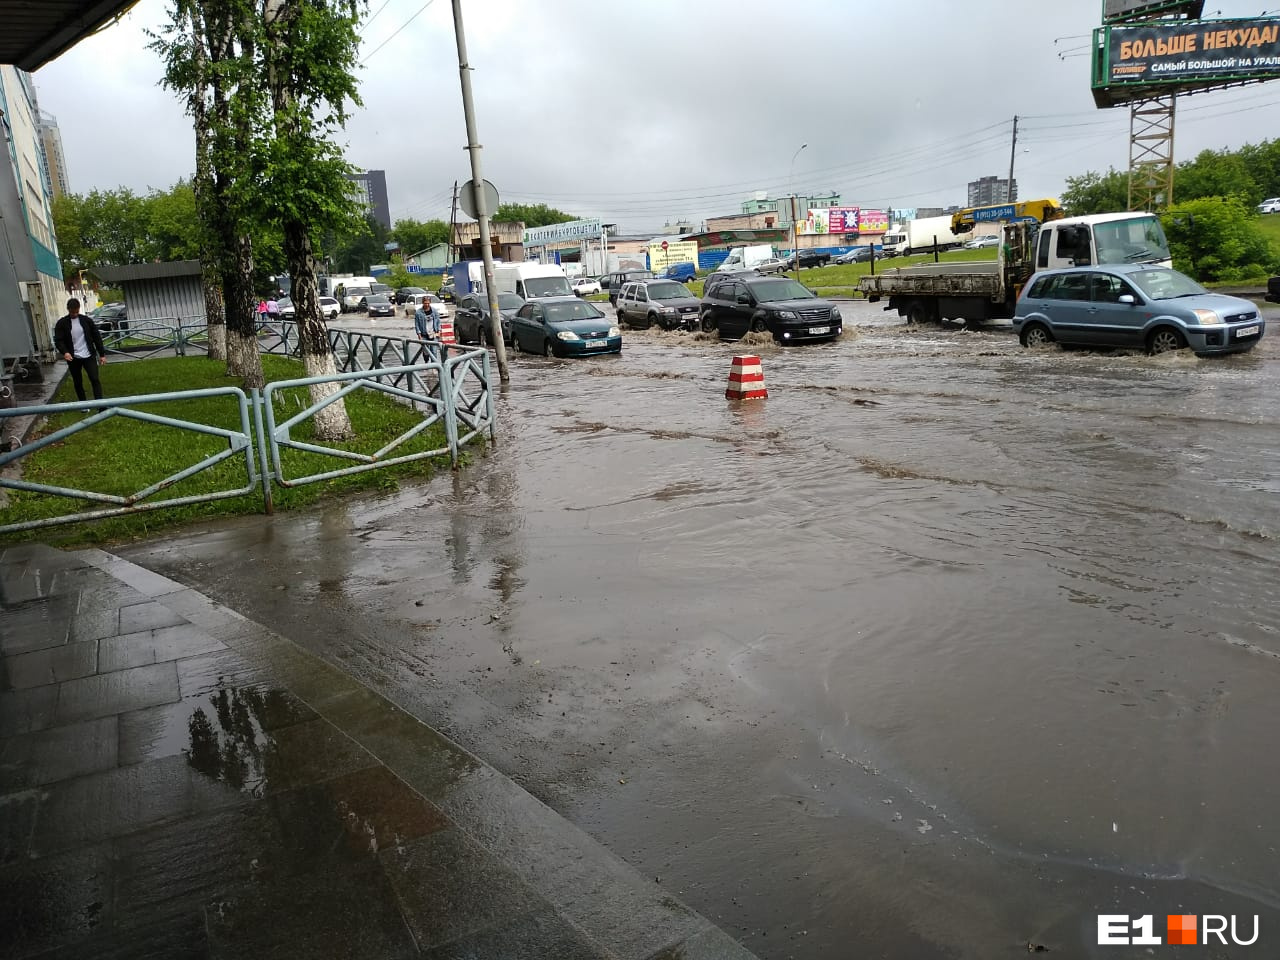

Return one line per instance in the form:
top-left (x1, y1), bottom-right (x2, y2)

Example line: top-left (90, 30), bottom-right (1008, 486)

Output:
top-left (125, 300), bottom-right (1280, 959)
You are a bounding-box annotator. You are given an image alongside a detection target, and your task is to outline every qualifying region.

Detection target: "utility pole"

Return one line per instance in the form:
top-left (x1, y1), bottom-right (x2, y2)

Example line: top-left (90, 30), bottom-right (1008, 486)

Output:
top-left (450, 0), bottom-right (509, 383)
top-left (789, 142), bottom-right (807, 282)
top-left (447, 180), bottom-right (458, 264)
top-left (1007, 115), bottom-right (1019, 204)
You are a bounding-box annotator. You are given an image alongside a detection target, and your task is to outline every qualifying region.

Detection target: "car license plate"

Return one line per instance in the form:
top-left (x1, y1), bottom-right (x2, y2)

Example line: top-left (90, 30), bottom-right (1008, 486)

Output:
top-left (808, 326), bottom-right (830, 335)
top-left (585, 339), bottom-right (607, 348)
top-left (1236, 324), bottom-right (1260, 338)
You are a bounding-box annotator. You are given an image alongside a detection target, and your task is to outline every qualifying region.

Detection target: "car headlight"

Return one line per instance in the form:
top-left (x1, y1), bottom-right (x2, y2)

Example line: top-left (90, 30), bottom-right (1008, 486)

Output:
top-left (1192, 309), bottom-right (1222, 325)
top-left (831, 307), bottom-right (841, 320)
top-left (660, 306), bottom-right (677, 314)
top-left (609, 326), bottom-right (621, 337)
top-left (557, 331), bottom-right (581, 341)
top-left (775, 310), bottom-right (797, 320)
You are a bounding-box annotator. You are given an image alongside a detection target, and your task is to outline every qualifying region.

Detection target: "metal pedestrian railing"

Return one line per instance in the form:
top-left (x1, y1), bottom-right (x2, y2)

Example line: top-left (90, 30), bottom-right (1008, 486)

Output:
top-left (0, 387), bottom-right (261, 534)
top-left (0, 345), bottom-right (495, 534)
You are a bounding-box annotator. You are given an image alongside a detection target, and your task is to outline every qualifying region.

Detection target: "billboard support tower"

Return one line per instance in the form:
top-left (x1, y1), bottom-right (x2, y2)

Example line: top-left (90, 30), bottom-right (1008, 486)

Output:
top-left (1128, 95), bottom-right (1176, 211)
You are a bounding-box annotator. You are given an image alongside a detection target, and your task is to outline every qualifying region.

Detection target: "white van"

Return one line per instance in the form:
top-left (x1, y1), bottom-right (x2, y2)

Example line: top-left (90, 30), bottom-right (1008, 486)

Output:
top-left (492, 263), bottom-right (573, 300)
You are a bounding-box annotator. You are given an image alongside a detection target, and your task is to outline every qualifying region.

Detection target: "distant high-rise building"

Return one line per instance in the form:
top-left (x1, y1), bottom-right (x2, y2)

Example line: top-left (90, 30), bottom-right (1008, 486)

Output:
top-left (967, 176), bottom-right (1017, 207)
top-left (344, 169), bottom-right (391, 230)
top-left (36, 111), bottom-right (69, 199)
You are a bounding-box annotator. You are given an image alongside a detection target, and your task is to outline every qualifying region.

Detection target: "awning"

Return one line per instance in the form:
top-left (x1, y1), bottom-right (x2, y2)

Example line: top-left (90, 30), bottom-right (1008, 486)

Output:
top-left (1, 1), bottom-right (139, 72)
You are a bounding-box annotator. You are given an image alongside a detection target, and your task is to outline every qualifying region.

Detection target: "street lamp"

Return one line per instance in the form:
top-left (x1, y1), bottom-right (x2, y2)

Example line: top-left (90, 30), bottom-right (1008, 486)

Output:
top-left (790, 143), bottom-right (807, 281)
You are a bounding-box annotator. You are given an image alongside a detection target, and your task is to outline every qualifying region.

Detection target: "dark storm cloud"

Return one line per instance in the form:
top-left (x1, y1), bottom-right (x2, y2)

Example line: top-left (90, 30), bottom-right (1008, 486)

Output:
top-left (31, 0), bottom-right (1280, 231)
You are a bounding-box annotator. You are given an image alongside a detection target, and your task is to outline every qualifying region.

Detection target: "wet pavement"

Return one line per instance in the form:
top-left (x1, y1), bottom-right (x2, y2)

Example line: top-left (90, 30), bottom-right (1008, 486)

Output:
top-left (0, 544), bottom-right (757, 959)
top-left (16, 299), bottom-right (1280, 958)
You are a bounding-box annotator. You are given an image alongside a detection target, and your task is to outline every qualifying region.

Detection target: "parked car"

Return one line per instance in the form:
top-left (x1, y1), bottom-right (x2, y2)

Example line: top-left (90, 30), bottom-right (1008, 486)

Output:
top-left (663, 262), bottom-right (697, 283)
top-left (1013, 264), bottom-right (1265, 357)
top-left (454, 292), bottom-right (524, 346)
top-left (962, 235), bottom-right (1001, 249)
top-left (395, 285), bottom-right (427, 304)
top-left (91, 302), bottom-right (128, 332)
top-left (786, 250), bottom-right (832, 269)
top-left (572, 276), bottom-right (602, 296)
top-left (319, 296), bottom-right (341, 320)
top-left (1257, 197), bottom-right (1280, 214)
top-left (601, 269), bottom-right (655, 306)
top-left (365, 294), bottom-right (396, 318)
top-left (834, 247), bottom-right (874, 264)
top-left (702, 268), bottom-right (759, 294)
top-left (615, 279), bottom-right (701, 331)
top-left (511, 297), bottom-right (622, 357)
top-left (700, 275), bottom-right (842, 343)
top-left (1267, 275), bottom-right (1280, 303)
top-left (754, 257), bottom-right (789, 275)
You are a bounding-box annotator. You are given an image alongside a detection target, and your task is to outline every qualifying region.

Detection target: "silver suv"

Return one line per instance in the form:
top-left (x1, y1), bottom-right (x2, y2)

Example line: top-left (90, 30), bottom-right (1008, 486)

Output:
top-left (616, 279), bottom-right (701, 331)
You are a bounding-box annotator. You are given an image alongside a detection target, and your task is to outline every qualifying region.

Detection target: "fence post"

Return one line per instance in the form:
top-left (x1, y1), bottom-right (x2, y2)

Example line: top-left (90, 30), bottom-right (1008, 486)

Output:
top-left (484, 351), bottom-right (496, 443)
top-left (251, 388), bottom-right (274, 514)
top-left (438, 354), bottom-right (460, 467)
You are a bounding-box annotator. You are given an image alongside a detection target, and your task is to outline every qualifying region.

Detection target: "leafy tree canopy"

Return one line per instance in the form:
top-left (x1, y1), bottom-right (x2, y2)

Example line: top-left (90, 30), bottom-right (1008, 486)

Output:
top-left (494, 202), bottom-right (577, 228)
top-left (1161, 196), bottom-right (1277, 282)
top-left (391, 218), bottom-right (450, 257)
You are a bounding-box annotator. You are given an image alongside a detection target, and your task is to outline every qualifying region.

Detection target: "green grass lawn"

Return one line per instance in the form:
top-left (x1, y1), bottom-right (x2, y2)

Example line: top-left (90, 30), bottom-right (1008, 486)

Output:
top-left (2, 355), bottom-right (454, 546)
top-left (1255, 213), bottom-right (1280, 254)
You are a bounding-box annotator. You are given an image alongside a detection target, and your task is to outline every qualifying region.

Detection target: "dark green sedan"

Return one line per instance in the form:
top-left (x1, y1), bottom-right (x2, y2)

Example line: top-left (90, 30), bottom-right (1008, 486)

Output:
top-left (511, 297), bottom-right (622, 358)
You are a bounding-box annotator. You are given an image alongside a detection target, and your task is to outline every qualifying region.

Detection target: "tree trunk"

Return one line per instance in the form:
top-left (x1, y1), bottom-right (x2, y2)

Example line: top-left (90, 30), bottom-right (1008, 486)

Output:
top-left (285, 219), bottom-right (351, 439)
top-left (224, 229), bottom-right (264, 389)
top-left (187, 2), bottom-right (225, 360)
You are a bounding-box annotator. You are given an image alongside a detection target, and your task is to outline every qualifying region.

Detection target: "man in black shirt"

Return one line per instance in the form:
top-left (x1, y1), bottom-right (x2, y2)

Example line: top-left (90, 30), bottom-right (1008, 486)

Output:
top-left (52, 298), bottom-right (107, 401)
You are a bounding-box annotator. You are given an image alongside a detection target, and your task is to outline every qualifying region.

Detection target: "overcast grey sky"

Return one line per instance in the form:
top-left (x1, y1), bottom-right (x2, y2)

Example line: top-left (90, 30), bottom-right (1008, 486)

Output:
top-left (32, 0), bottom-right (1280, 231)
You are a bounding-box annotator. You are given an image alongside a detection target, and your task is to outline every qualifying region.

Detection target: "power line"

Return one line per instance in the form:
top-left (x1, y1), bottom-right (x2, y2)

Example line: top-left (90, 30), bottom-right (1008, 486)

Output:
top-left (363, 0), bottom-right (394, 30)
top-left (360, 0), bottom-right (438, 64)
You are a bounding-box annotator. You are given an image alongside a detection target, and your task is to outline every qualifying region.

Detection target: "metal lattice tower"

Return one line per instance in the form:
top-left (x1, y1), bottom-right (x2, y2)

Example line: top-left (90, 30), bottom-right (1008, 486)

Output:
top-left (1128, 95), bottom-right (1176, 211)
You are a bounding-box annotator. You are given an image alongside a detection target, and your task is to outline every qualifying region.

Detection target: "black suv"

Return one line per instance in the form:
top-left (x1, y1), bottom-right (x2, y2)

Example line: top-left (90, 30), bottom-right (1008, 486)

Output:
top-left (700, 275), bottom-right (841, 343)
top-left (91, 302), bottom-right (128, 332)
top-left (1267, 275), bottom-right (1279, 303)
top-left (601, 269), bottom-right (654, 306)
top-left (702, 268), bottom-right (759, 294)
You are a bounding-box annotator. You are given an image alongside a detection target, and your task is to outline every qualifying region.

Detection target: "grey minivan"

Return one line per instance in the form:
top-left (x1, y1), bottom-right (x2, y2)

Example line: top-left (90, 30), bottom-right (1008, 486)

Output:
top-left (1013, 264), bottom-right (1265, 356)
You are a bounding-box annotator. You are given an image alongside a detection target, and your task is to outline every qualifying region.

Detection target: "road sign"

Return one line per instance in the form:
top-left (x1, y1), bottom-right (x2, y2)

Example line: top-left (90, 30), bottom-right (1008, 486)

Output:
top-left (459, 179), bottom-right (499, 219)
top-left (661, 240), bottom-right (669, 250)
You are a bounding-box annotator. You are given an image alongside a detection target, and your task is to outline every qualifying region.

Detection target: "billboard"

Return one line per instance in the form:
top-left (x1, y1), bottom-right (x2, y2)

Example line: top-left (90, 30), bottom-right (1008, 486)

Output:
top-left (1093, 18), bottom-right (1280, 105)
top-left (1103, 0), bottom-right (1203, 23)
top-left (523, 218), bottom-right (603, 245)
top-left (857, 209), bottom-right (889, 233)
top-left (798, 207), bottom-right (859, 235)
top-left (647, 240), bottom-right (699, 272)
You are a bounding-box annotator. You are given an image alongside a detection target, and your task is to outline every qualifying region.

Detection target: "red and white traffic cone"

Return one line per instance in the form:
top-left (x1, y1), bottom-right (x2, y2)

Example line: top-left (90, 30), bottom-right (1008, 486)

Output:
top-left (725, 355), bottom-right (767, 400)
top-left (439, 318), bottom-right (456, 345)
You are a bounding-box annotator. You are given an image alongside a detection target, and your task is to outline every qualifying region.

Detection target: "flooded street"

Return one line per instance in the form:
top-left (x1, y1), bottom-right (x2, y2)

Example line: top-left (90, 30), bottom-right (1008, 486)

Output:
top-left (124, 301), bottom-right (1280, 958)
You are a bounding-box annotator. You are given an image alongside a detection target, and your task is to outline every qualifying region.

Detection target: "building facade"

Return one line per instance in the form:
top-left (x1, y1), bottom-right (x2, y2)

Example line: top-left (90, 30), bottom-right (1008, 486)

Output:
top-left (344, 169), bottom-right (391, 230)
top-left (36, 110), bottom-right (68, 198)
top-left (452, 221), bottom-right (525, 263)
top-left (967, 176), bottom-right (1017, 207)
top-left (740, 191), bottom-right (841, 227)
top-left (1, 65), bottom-right (63, 362)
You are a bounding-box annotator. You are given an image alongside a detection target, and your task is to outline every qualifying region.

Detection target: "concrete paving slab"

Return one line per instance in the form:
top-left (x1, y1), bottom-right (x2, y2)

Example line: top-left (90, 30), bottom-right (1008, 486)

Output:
top-left (380, 826), bottom-right (552, 950)
top-left (175, 648), bottom-right (274, 699)
top-left (54, 660), bottom-right (180, 725)
top-left (0, 715), bottom-right (117, 788)
top-left (0, 597), bottom-right (72, 654)
top-left (204, 857), bottom-right (419, 960)
top-left (98, 623), bottom-right (225, 673)
top-left (0, 788), bottom-right (39, 865)
top-left (0, 683), bottom-right (58, 734)
top-left (31, 753), bottom-right (246, 856)
top-left (118, 600), bottom-right (189, 634)
top-left (420, 906), bottom-right (606, 960)
top-left (4, 638), bottom-right (99, 689)
top-left (117, 685), bottom-right (316, 767)
top-left (34, 913), bottom-right (210, 960)
top-left (0, 844), bottom-right (114, 958)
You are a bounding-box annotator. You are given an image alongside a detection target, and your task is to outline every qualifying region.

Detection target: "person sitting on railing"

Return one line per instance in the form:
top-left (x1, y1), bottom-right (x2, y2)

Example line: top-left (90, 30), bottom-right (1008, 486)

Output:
top-left (53, 298), bottom-right (107, 401)
top-left (414, 296), bottom-right (441, 358)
